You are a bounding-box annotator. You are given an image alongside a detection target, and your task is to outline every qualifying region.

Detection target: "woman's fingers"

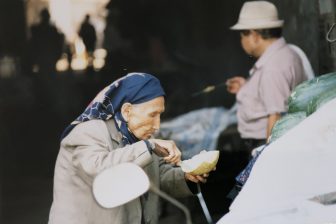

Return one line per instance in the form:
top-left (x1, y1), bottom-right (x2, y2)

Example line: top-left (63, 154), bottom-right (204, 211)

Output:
top-left (185, 173), bottom-right (199, 183)
top-left (185, 173), bottom-right (208, 183)
top-left (151, 139), bottom-right (182, 165)
top-left (164, 148), bottom-right (181, 165)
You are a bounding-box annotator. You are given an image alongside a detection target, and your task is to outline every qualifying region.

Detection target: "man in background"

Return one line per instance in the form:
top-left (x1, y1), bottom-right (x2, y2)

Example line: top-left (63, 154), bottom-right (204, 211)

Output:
top-left (226, 1), bottom-right (307, 152)
top-left (29, 9), bottom-right (64, 76)
top-left (79, 14), bottom-right (97, 57)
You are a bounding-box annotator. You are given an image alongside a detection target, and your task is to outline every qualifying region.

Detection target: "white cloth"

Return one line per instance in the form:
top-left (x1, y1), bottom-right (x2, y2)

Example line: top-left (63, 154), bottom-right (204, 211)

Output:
top-left (217, 98), bottom-right (336, 224)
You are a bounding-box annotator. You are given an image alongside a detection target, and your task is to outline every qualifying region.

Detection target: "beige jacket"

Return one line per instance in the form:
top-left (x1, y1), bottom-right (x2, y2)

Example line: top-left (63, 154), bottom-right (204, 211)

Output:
top-left (48, 119), bottom-right (193, 224)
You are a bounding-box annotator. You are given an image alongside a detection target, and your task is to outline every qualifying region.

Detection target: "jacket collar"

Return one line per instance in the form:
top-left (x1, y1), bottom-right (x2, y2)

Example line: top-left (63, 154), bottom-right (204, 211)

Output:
top-left (106, 119), bottom-right (123, 144)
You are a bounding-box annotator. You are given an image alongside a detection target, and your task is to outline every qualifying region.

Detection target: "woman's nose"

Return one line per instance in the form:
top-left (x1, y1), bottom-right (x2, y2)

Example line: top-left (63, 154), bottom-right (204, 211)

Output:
top-left (153, 116), bottom-right (161, 130)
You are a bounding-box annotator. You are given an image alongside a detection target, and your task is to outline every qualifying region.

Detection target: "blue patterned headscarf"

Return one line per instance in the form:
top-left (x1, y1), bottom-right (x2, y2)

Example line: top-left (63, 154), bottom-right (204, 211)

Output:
top-left (61, 73), bottom-right (165, 144)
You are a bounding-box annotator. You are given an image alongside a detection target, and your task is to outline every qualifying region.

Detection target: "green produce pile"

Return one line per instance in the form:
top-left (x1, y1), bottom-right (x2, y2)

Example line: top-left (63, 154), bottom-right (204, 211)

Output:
top-left (306, 87), bottom-right (336, 115)
top-left (270, 72), bottom-right (336, 142)
top-left (270, 112), bottom-right (306, 143)
top-left (288, 72), bottom-right (336, 113)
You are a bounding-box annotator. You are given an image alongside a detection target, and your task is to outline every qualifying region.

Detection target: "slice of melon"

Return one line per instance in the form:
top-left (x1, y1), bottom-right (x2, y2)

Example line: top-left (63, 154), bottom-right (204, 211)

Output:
top-left (180, 150), bottom-right (219, 175)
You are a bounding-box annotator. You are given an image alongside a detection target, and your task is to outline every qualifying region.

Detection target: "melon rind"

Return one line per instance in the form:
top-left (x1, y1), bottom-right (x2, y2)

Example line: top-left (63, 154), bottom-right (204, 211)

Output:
top-left (180, 150), bottom-right (219, 175)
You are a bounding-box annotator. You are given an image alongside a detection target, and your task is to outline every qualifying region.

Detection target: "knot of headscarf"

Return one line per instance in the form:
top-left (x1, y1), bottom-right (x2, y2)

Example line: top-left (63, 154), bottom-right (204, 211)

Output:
top-left (61, 73), bottom-right (165, 144)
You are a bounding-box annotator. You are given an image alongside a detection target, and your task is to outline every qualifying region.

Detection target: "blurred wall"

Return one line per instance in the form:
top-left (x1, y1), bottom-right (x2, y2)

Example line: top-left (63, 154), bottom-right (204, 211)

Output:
top-left (317, 0), bottom-right (336, 73)
top-left (271, 0), bottom-right (320, 73)
top-left (0, 0), bottom-right (26, 57)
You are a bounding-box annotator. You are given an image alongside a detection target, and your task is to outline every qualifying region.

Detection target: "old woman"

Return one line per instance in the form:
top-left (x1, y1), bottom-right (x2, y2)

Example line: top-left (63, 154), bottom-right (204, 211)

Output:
top-left (48, 73), bottom-right (207, 224)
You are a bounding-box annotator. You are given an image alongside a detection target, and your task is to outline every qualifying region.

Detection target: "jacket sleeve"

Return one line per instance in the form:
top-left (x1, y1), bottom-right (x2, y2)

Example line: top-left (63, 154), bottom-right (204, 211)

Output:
top-left (158, 158), bottom-right (193, 198)
top-left (62, 120), bottom-right (152, 181)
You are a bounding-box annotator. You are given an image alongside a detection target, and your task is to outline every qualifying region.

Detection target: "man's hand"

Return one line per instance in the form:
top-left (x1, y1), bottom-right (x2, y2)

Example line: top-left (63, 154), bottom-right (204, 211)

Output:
top-left (226, 76), bottom-right (246, 94)
top-left (149, 139), bottom-right (182, 165)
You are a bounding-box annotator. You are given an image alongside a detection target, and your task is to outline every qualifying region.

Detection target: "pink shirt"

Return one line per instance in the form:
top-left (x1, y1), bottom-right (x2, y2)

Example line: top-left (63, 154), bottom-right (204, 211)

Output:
top-left (236, 37), bottom-right (307, 139)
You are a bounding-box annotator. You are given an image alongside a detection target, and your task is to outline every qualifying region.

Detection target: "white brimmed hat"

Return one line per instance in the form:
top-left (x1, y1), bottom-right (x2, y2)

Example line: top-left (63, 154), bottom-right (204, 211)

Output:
top-left (231, 1), bottom-right (284, 30)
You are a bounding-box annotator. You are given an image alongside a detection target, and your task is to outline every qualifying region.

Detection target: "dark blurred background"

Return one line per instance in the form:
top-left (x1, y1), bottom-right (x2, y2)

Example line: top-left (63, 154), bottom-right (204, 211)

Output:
top-left (1, 0), bottom-right (335, 223)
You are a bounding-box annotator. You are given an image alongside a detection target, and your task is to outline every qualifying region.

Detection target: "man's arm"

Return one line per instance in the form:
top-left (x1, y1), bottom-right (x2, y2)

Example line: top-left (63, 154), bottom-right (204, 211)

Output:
top-left (267, 113), bottom-right (281, 139)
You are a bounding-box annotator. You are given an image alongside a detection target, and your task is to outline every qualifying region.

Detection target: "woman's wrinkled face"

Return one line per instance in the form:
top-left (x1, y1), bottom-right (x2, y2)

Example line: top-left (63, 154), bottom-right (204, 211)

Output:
top-left (125, 96), bottom-right (165, 140)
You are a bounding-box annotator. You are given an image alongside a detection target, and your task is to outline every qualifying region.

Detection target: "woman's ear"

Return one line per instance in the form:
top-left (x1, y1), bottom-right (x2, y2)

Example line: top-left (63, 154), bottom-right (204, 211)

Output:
top-left (121, 103), bottom-right (132, 122)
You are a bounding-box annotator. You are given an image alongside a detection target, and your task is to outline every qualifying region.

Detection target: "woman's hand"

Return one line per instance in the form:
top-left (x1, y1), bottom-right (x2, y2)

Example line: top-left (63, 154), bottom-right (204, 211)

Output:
top-left (184, 167), bottom-right (216, 184)
top-left (185, 173), bottom-right (209, 183)
top-left (149, 139), bottom-right (182, 165)
top-left (226, 76), bottom-right (246, 94)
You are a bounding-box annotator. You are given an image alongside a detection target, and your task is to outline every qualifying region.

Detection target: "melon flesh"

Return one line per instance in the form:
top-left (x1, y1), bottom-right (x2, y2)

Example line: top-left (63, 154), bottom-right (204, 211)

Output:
top-left (180, 150), bottom-right (219, 175)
